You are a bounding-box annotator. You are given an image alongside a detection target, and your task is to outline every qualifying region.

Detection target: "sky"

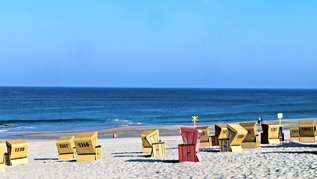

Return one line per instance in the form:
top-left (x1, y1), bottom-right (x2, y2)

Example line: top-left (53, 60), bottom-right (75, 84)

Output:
top-left (0, 0), bottom-right (317, 89)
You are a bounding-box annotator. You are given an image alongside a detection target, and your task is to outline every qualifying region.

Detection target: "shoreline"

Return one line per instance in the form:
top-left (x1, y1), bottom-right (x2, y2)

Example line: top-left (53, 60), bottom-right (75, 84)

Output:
top-left (11, 117), bottom-right (317, 140)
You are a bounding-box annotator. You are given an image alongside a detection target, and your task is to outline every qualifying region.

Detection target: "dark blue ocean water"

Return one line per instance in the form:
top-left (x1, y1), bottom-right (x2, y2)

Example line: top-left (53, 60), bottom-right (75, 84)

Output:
top-left (1, 87), bottom-right (317, 137)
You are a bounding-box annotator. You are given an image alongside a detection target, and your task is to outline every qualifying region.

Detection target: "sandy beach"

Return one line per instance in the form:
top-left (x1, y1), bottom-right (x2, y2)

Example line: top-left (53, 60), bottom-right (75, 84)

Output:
top-left (1, 118), bottom-right (317, 178)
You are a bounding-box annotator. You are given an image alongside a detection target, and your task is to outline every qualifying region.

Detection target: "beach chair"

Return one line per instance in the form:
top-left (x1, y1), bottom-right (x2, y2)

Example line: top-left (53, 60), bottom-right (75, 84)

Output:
top-left (5, 139), bottom-right (28, 166)
top-left (56, 136), bottom-right (76, 160)
top-left (0, 142), bottom-right (5, 172)
top-left (220, 124), bottom-right (247, 152)
top-left (145, 130), bottom-right (166, 158)
top-left (260, 124), bottom-right (280, 144)
top-left (239, 122), bottom-right (259, 148)
top-left (195, 126), bottom-right (211, 148)
top-left (290, 127), bottom-right (299, 142)
top-left (178, 127), bottom-right (202, 162)
top-left (299, 120), bottom-right (315, 143)
top-left (210, 124), bottom-right (228, 146)
top-left (74, 131), bottom-right (102, 162)
top-left (141, 129), bottom-right (160, 153)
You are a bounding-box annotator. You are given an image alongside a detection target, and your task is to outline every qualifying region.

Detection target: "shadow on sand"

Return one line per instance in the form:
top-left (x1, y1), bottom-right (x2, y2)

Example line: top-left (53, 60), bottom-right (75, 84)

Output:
top-left (126, 159), bottom-right (179, 163)
top-left (261, 142), bottom-right (317, 148)
top-left (262, 151), bottom-right (317, 155)
top-left (111, 152), bottom-right (143, 155)
top-left (34, 158), bottom-right (76, 162)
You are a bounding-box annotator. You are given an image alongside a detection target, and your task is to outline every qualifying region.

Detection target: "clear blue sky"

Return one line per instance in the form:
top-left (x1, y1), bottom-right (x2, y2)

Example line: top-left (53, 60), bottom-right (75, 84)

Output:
top-left (0, 1), bottom-right (316, 88)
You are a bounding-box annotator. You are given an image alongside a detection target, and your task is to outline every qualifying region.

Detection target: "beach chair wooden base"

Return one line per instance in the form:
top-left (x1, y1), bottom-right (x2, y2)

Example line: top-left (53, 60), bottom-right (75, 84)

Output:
top-left (210, 136), bottom-right (219, 146)
top-left (178, 144), bottom-right (201, 162)
top-left (142, 147), bottom-right (152, 153)
top-left (290, 137), bottom-right (299, 142)
top-left (300, 137), bottom-right (315, 143)
top-left (268, 139), bottom-right (280, 144)
top-left (241, 142), bottom-right (259, 149)
top-left (241, 135), bottom-right (259, 148)
top-left (200, 141), bottom-right (211, 148)
top-left (151, 142), bottom-right (166, 157)
top-left (0, 163), bottom-right (5, 172)
top-left (219, 139), bottom-right (230, 152)
top-left (230, 146), bottom-right (243, 152)
top-left (76, 147), bottom-right (102, 162)
top-left (58, 153), bottom-right (76, 160)
top-left (6, 157), bottom-right (28, 166)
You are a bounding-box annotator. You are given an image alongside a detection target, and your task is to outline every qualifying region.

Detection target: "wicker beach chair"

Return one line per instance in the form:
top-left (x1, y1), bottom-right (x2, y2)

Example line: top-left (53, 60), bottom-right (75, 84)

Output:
top-left (0, 142), bottom-right (5, 172)
top-left (144, 130), bottom-right (166, 157)
top-left (195, 126), bottom-right (211, 148)
top-left (220, 124), bottom-right (247, 152)
top-left (290, 127), bottom-right (300, 142)
top-left (239, 122), bottom-right (259, 148)
top-left (210, 124), bottom-right (228, 146)
top-left (74, 131), bottom-right (102, 162)
top-left (5, 139), bottom-right (28, 166)
top-left (298, 120), bottom-right (315, 143)
top-left (141, 129), bottom-right (160, 153)
top-left (260, 124), bottom-right (280, 144)
top-left (56, 136), bottom-right (76, 160)
top-left (178, 127), bottom-right (202, 162)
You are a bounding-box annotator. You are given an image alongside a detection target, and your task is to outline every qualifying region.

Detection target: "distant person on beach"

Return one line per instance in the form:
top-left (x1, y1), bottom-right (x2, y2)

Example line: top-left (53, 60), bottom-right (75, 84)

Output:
top-left (258, 117), bottom-right (263, 125)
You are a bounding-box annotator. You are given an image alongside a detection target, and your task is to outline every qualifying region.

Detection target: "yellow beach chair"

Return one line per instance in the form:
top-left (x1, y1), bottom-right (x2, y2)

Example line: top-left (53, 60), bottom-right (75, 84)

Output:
top-left (211, 124), bottom-right (228, 146)
top-left (196, 126), bottom-right (211, 148)
top-left (0, 142), bottom-right (5, 172)
top-left (141, 129), bottom-right (159, 153)
top-left (144, 130), bottom-right (165, 157)
top-left (290, 127), bottom-right (299, 142)
top-left (299, 120), bottom-right (315, 143)
top-left (220, 124), bottom-right (247, 152)
top-left (5, 139), bottom-right (28, 166)
top-left (74, 131), bottom-right (102, 162)
top-left (239, 122), bottom-right (259, 148)
top-left (56, 136), bottom-right (76, 160)
top-left (261, 124), bottom-right (280, 144)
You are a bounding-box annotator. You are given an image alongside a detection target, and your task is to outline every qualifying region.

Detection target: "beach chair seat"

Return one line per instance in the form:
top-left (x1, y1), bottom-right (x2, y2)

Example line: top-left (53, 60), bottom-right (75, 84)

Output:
top-left (178, 127), bottom-right (202, 162)
top-left (260, 124), bottom-right (280, 144)
top-left (141, 130), bottom-right (159, 153)
top-left (239, 122), bottom-right (259, 148)
top-left (74, 131), bottom-right (102, 162)
top-left (0, 142), bottom-right (5, 172)
top-left (5, 139), bottom-right (28, 166)
top-left (195, 126), bottom-right (211, 148)
top-left (56, 136), bottom-right (76, 160)
top-left (290, 127), bottom-right (300, 142)
top-left (220, 124), bottom-right (247, 152)
top-left (299, 120), bottom-right (315, 143)
top-left (145, 130), bottom-right (166, 157)
top-left (212, 124), bottom-right (228, 146)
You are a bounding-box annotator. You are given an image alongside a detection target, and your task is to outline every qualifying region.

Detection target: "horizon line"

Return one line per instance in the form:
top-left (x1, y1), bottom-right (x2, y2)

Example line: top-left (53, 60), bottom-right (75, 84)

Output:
top-left (1, 85), bottom-right (317, 90)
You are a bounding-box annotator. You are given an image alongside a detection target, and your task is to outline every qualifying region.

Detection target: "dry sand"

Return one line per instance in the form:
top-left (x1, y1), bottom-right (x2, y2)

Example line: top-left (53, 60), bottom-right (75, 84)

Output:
top-left (1, 118), bottom-right (317, 178)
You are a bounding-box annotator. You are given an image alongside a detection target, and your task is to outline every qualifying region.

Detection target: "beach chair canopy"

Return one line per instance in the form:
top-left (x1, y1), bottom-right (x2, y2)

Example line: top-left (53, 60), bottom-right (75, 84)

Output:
top-left (239, 122), bottom-right (257, 142)
top-left (74, 132), bottom-right (98, 154)
top-left (227, 124), bottom-right (248, 146)
top-left (141, 130), bottom-right (159, 147)
top-left (290, 127), bottom-right (300, 137)
top-left (298, 120), bottom-right (315, 137)
top-left (145, 130), bottom-right (160, 146)
top-left (195, 126), bottom-right (209, 142)
top-left (56, 136), bottom-right (75, 154)
top-left (6, 139), bottom-right (28, 160)
top-left (215, 124), bottom-right (228, 139)
top-left (180, 127), bottom-right (201, 145)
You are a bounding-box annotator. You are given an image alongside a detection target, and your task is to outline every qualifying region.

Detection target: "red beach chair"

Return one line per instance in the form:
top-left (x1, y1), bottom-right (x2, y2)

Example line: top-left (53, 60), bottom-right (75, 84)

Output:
top-left (178, 127), bottom-right (202, 162)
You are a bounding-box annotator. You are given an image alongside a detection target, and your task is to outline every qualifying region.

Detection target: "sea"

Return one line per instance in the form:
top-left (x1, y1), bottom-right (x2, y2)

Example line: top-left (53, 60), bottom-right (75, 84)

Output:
top-left (1, 87), bottom-right (317, 138)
